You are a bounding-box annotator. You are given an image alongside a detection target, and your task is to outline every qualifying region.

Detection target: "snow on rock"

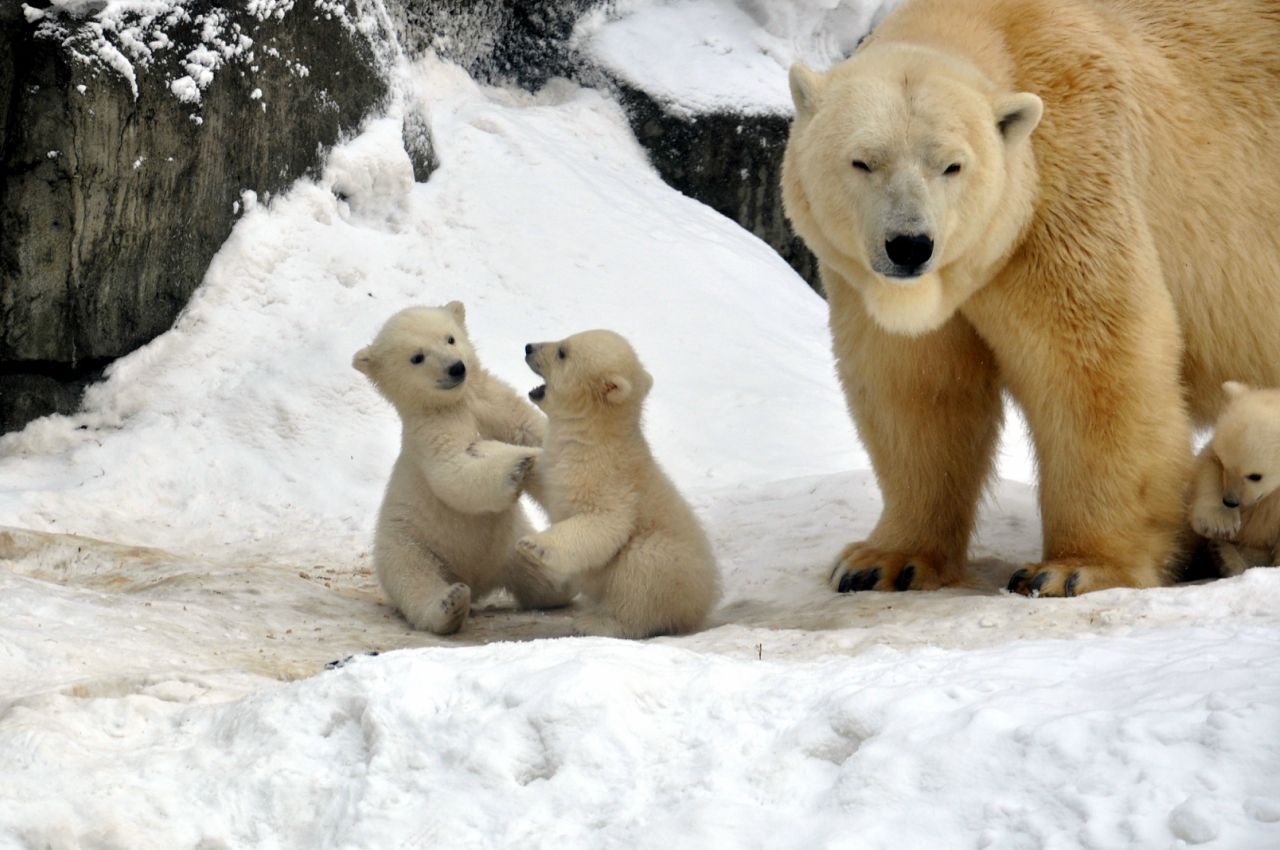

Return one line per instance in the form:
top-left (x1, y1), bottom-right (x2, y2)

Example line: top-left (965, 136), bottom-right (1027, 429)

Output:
top-left (578, 0), bottom-right (901, 117)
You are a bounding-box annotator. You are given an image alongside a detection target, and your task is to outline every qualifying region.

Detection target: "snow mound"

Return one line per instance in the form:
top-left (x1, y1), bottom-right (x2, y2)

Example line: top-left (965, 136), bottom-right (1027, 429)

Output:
top-left (0, 58), bottom-right (862, 562)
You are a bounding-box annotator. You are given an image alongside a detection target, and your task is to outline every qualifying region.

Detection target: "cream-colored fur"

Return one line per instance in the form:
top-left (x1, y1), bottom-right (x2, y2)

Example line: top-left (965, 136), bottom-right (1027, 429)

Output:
top-left (354, 303), bottom-right (571, 634)
top-left (517, 330), bottom-right (721, 638)
top-left (1191, 382), bottom-right (1280, 577)
top-left (782, 0), bottom-right (1280, 596)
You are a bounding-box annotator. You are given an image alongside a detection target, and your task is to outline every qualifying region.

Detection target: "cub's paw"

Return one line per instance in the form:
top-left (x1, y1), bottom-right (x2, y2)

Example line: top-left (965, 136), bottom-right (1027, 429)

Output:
top-left (507, 451), bottom-right (540, 491)
top-left (517, 534), bottom-right (562, 574)
top-left (828, 542), bottom-right (948, 593)
top-left (570, 612), bottom-right (627, 638)
top-left (1209, 540), bottom-right (1249, 578)
top-left (408, 582), bottom-right (471, 635)
top-left (1191, 503), bottom-right (1241, 541)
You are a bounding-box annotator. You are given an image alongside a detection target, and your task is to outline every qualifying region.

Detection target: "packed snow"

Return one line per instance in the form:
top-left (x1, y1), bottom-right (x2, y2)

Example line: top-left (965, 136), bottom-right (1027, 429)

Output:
top-left (2, 6), bottom-right (1280, 849)
top-left (578, 0), bottom-right (900, 116)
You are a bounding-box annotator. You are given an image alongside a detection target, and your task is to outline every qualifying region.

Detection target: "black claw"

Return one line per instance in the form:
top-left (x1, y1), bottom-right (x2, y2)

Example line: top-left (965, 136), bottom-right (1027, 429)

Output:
top-left (1007, 568), bottom-right (1029, 593)
top-left (1029, 572), bottom-right (1051, 594)
top-left (857, 567), bottom-right (881, 591)
top-left (838, 571), bottom-right (855, 593)
top-left (895, 564), bottom-right (916, 591)
top-left (1064, 572), bottom-right (1080, 597)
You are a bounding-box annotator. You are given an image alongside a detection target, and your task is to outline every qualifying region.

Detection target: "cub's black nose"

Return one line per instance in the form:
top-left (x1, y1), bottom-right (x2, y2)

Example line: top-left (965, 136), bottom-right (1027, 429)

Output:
top-left (448, 361), bottom-right (466, 379)
top-left (525, 343), bottom-right (534, 355)
top-left (1222, 497), bottom-right (1240, 509)
top-left (885, 233), bottom-right (934, 272)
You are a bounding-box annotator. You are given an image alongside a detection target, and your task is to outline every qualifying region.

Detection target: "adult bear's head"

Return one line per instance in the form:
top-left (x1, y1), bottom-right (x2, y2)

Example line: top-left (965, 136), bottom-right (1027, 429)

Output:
top-left (782, 42), bottom-right (1042, 335)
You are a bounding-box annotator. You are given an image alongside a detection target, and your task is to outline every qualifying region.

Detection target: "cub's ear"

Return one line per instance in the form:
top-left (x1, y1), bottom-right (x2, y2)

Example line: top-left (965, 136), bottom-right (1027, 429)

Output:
top-left (1222, 380), bottom-right (1250, 399)
top-left (995, 92), bottom-right (1043, 145)
top-left (352, 346), bottom-right (374, 375)
top-left (789, 64), bottom-right (824, 121)
top-left (602, 374), bottom-right (633, 405)
top-left (444, 300), bottom-right (466, 327)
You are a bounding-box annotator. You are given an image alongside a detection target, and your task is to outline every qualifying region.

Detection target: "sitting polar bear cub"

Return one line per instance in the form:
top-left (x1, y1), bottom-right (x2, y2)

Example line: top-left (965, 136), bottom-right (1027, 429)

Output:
top-left (518, 330), bottom-right (721, 639)
top-left (1190, 381), bottom-right (1280, 577)
top-left (354, 302), bottom-right (571, 634)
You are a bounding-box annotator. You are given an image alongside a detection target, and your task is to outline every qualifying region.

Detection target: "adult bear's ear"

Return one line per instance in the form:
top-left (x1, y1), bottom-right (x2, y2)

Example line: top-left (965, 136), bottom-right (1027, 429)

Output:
top-left (444, 300), bottom-right (466, 327)
top-left (602, 374), bottom-right (633, 405)
top-left (995, 92), bottom-right (1043, 145)
top-left (352, 346), bottom-right (374, 375)
top-left (789, 64), bottom-right (824, 120)
top-left (1222, 380), bottom-right (1250, 399)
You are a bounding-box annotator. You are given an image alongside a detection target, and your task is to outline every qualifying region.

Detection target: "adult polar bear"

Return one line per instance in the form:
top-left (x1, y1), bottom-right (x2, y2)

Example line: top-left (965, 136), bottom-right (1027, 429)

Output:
top-left (782, 0), bottom-right (1280, 596)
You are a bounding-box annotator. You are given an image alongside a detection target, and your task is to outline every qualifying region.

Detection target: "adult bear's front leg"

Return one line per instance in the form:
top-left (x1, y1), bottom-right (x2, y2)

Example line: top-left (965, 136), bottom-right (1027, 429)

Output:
top-left (976, 258), bottom-right (1193, 597)
top-left (826, 277), bottom-right (1002, 592)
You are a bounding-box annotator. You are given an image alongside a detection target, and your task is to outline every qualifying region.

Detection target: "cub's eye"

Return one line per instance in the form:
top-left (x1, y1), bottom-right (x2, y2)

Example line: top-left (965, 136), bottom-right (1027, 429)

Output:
top-left (410, 352), bottom-right (425, 365)
top-left (944, 163), bottom-right (962, 175)
top-left (1247, 473), bottom-right (1263, 482)
top-left (557, 347), bottom-right (566, 360)
top-left (447, 336), bottom-right (456, 345)
top-left (851, 160), bottom-right (872, 173)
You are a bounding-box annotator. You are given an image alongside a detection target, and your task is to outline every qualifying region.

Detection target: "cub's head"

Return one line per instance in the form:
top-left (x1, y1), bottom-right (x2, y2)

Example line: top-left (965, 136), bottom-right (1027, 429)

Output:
top-left (353, 302), bottom-right (476, 412)
top-left (523, 330), bottom-right (652, 420)
top-left (782, 43), bottom-right (1042, 334)
top-left (1211, 381), bottom-right (1280, 510)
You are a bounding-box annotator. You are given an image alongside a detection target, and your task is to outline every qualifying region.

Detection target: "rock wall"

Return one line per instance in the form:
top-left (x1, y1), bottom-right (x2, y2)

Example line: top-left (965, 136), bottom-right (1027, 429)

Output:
top-left (0, 0), bottom-right (392, 433)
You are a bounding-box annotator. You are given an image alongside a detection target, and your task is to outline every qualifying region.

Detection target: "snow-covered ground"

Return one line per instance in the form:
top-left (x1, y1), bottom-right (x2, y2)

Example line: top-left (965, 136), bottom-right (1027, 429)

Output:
top-left (2, 6), bottom-right (1280, 849)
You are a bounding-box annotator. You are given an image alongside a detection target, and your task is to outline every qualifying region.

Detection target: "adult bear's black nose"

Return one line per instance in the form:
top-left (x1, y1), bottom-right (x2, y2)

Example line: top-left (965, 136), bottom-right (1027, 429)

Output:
top-left (524, 343), bottom-right (534, 355)
top-left (1222, 496), bottom-right (1240, 509)
top-left (448, 361), bottom-right (466, 379)
top-left (885, 233), bottom-right (934, 273)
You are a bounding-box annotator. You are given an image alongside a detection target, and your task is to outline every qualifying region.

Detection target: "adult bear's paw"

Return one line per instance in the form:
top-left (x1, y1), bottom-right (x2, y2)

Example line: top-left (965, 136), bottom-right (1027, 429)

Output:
top-left (828, 542), bottom-right (947, 592)
top-left (1006, 560), bottom-right (1152, 597)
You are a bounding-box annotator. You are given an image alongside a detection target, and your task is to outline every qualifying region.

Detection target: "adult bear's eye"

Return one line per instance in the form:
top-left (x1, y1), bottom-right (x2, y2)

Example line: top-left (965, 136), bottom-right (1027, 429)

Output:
top-left (447, 336), bottom-right (455, 345)
top-left (852, 160), bottom-right (872, 173)
top-left (1247, 473), bottom-right (1263, 481)
top-left (557, 347), bottom-right (566, 360)
top-left (410, 352), bottom-right (425, 365)
top-left (944, 163), bottom-right (962, 175)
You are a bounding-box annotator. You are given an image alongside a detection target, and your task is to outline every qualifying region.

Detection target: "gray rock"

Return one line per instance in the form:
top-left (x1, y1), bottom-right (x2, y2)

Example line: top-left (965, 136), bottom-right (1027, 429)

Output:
top-left (0, 1), bottom-right (392, 433)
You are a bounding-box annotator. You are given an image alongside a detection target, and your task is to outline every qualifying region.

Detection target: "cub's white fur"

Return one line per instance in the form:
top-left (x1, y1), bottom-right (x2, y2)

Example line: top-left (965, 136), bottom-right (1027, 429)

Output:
top-left (1190, 381), bottom-right (1280, 576)
top-left (354, 302), bottom-right (571, 634)
top-left (519, 330), bottom-right (720, 638)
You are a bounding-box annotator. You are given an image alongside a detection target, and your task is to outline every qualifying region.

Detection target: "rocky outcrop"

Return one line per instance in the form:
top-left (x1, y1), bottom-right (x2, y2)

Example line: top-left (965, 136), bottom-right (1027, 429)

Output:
top-left (614, 83), bottom-right (817, 291)
top-left (0, 1), bottom-right (392, 433)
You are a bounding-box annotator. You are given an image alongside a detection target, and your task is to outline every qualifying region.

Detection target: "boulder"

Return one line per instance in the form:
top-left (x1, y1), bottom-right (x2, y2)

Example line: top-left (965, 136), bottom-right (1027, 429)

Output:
top-left (0, 0), bottom-right (392, 433)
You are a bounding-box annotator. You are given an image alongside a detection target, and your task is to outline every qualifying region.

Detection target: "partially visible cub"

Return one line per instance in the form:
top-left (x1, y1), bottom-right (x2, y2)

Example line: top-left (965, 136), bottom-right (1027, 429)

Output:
top-left (1189, 381), bottom-right (1280, 577)
top-left (354, 302), bottom-right (571, 634)
top-left (518, 330), bottom-right (721, 638)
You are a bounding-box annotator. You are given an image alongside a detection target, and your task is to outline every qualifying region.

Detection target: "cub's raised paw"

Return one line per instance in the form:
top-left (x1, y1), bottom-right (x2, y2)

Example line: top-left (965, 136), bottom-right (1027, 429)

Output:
top-left (508, 451), bottom-right (539, 489)
top-left (1191, 504), bottom-right (1241, 541)
top-left (828, 542), bottom-right (948, 593)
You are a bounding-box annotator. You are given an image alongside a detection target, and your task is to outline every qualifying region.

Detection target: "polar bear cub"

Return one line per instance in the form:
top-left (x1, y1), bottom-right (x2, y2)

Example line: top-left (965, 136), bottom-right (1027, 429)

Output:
top-left (1190, 381), bottom-right (1280, 577)
top-left (354, 302), bottom-right (571, 634)
top-left (517, 330), bottom-right (721, 639)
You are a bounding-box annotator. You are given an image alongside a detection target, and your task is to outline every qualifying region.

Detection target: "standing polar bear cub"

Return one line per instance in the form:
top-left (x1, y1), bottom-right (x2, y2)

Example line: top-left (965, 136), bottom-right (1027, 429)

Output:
top-left (518, 330), bottom-right (721, 639)
top-left (1190, 382), bottom-right (1280, 577)
top-left (354, 303), bottom-right (571, 634)
top-left (783, 0), bottom-right (1280, 596)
